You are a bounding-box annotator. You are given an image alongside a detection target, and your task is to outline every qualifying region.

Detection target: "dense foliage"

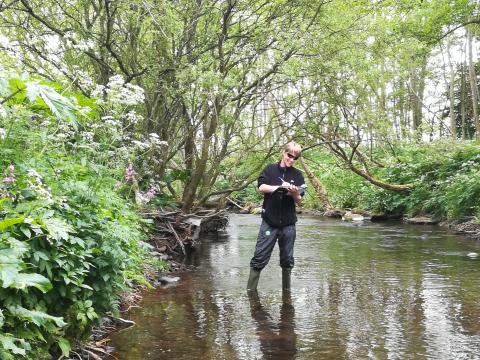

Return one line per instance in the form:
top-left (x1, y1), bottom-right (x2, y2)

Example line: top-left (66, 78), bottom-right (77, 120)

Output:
top-left (0, 75), bottom-right (155, 359)
top-left (297, 141), bottom-right (480, 221)
top-left (368, 141), bottom-right (480, 219)
top-left (0, 0), bottom-right (477, 213)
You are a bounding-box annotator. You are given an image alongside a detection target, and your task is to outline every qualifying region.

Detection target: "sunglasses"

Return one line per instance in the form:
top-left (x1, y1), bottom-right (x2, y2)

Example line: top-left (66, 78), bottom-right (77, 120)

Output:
top-left (286, 152), bottom-right (299, 160)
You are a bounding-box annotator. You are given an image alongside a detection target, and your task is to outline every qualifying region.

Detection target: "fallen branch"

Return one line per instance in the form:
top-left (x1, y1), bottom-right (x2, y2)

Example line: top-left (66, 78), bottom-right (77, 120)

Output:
top-left (226, 197), bottom-right (248, 211)
top-left (85, 345), bottom-right (118, 360)
top-left (83, 349), bottom-right (102, 360)
top-left (167, 221), bottom-right (186, 255)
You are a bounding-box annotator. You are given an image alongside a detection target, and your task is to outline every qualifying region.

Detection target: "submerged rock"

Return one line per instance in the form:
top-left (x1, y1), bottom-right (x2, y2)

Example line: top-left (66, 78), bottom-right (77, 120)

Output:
top-left (370, 213), bottom-right (403, 222)
top-left (405, 216), bottom-right (440, 225)
top-left (342, 211), bottom-right (365, 221)
top-left (323, 209), bottom-right (345, 218)
top-left (158, 276), bottom-right (180, 285)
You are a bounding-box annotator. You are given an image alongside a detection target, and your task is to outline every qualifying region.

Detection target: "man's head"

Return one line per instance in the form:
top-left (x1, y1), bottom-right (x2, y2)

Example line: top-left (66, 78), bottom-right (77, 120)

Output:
top-left (281, 142), bottom-right (302, 167)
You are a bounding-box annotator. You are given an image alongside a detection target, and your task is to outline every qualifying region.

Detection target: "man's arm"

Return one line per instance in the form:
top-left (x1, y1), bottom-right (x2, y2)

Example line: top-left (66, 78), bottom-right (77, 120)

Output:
top-left (259, 184), bottom-right (281, 193)
top-left (260, 183), bottom-right (302, 205)
top-left (287, 186), bottom-right (302, 205)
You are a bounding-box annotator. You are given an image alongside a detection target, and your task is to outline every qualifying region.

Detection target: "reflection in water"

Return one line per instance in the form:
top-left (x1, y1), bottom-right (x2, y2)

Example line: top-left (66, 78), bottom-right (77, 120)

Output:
top-left (110, 214), bottom-right (480, 359)
top-left (248, 291), bottom-right (296, 360)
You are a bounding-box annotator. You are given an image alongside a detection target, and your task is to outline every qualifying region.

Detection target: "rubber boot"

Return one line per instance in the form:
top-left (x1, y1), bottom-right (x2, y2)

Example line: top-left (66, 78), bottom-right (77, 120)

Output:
top-left (282, 268), bottom-right (292, 291)
top-left (247, 268), bottom-right (261, 292)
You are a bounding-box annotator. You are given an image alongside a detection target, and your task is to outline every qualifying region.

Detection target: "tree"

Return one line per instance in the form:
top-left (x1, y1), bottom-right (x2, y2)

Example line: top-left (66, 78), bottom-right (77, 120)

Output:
top-left (467, 28), bottom-right (480, 138)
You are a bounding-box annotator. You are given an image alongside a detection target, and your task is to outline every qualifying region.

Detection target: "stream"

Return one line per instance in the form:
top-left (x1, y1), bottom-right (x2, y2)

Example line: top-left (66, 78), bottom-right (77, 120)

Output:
top-left (110, 214), bottom-right (480, 359)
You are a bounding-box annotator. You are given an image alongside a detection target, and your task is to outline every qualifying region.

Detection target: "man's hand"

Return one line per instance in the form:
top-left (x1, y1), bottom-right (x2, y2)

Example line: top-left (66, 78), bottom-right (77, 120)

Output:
top-left (258, 183), bottom-right (302, 204)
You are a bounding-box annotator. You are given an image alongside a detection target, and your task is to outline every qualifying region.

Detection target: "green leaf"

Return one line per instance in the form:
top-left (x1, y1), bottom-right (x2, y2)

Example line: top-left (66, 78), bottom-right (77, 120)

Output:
top-left (0, 333), bottom-right (30, 356)
top-left (43, 218), bottom-right (74, 241)
top-left (0, 217), bottom-right (24, 231)
top-left (86, 308), bottom-right (98, 320)
top-left (25, 82), bottom-right (78, 125)
top-left (33, 251), bottom-right (49, 262)
top-left (8, 306), bottom-right (67, 328)
top-left (0, 264), bottom-right (20, 288)
top-left (0, 248), bottom-right (26, 264)
top-left (20, 226), bottom-right (31, 239)
top-left (79, 283), bottom-right (93, 290)
top-left (58, 338), bottom-right (71, 357)
top-left (6, 78), bottom-right (27, 104)
top-left (11, 273), bottom-right (52, 292)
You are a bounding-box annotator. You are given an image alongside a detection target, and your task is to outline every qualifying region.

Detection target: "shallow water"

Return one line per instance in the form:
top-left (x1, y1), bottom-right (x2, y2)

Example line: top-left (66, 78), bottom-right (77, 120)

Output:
top-left (110, 214), bottom-right (480, 359)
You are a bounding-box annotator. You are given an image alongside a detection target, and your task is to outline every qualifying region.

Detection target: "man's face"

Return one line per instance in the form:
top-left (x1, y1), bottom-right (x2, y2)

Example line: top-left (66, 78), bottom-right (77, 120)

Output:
top-left (282, 150), bottom-right (299, 167)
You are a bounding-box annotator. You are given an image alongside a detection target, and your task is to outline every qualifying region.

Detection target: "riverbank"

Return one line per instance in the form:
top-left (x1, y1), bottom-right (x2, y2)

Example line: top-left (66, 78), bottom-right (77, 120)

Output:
top-left (443, 218), bottom-right (480, 241)
top-left (80, 208), bottom-right (229, 359)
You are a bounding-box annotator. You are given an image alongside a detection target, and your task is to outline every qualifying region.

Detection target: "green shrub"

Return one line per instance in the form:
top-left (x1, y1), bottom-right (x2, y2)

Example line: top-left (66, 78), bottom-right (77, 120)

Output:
top-left (0, 158), bottom-right (149, 358)
top-left (306, 140), bottom-right (480, 219)
top-left (0, 75), bottom-right (151, 359)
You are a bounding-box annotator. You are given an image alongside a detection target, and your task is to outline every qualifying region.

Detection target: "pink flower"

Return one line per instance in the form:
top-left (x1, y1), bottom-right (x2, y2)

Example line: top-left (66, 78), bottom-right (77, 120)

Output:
top-left (145, 188), bottom-right (156, 200)
top-left (3, 176), bottom-right (15, 184)
top-left (124, 164), bottom-right (136, 182)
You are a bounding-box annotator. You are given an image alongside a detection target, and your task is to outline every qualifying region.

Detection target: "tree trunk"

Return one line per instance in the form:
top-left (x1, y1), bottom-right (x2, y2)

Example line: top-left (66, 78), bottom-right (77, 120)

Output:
top-left (327, 142), bottom-right (415, 192)
top-left (467, 29), bottom-right (480, 138)
top-left (409, 56), bottom-right (427, 141)
top-left (398, 78), bottom-right (408, 140)
top-left (461, 64), bottom-right (467, 139)
top-left (298, 157), bottom-right (333, 211)
top-left (347, 164), bottom-right (414, 191)
top-left (447, 35), bottom-right (457, 139)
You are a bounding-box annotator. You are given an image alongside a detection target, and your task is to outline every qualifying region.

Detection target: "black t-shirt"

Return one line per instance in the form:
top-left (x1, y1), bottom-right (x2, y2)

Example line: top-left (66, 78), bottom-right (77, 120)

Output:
top-left (257, 162), bottom-right (305, 227)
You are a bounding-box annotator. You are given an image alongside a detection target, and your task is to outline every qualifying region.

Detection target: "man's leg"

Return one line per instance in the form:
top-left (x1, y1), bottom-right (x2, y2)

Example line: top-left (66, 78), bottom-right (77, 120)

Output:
top-left (248, 221), bottom-right (278, 291)
top-left (278, 224), bottom-right (296, 290)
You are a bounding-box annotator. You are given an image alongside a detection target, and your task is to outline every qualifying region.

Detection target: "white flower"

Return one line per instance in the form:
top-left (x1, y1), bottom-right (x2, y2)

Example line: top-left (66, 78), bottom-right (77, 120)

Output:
top-left (148, 133), bottom-right (167, 146)
top-left (63, 31), bottom-right (75, 40)
top-left (108, 75), bottom-right (125, 88)
top-left (105, 119), bottom-right (121, 127)
top-left (27, 169), bottom-right (42, 179)
top-left (149, 133), bottom-right (159, 139)
top-left (123, 111), bottom-right (142, 124)
top-left (0, 105), bottom-right (7, 118)
top-left (0, 128), bottom-right (5, 140)
top-left (56, 133), bottom-right (69, 139)
top-left (132, 140), bottom-right (149, 150)
top-left (91, 84), bottom-right (106, 98)
top-left (0, 35), bottom-right (10, 48)
top-left (81, 131), bottom-right (94, 142)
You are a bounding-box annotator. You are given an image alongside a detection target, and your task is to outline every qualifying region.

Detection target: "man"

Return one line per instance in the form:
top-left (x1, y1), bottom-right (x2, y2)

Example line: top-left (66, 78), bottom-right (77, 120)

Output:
top-left (247, 142), bottom-right (305, 292)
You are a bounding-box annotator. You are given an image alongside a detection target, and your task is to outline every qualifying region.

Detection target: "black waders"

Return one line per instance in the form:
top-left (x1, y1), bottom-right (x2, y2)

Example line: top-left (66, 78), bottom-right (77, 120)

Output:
top-left (282, 268), bottom-right (291, 291)
top-left (247, 268), bottom-right (261, 291)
